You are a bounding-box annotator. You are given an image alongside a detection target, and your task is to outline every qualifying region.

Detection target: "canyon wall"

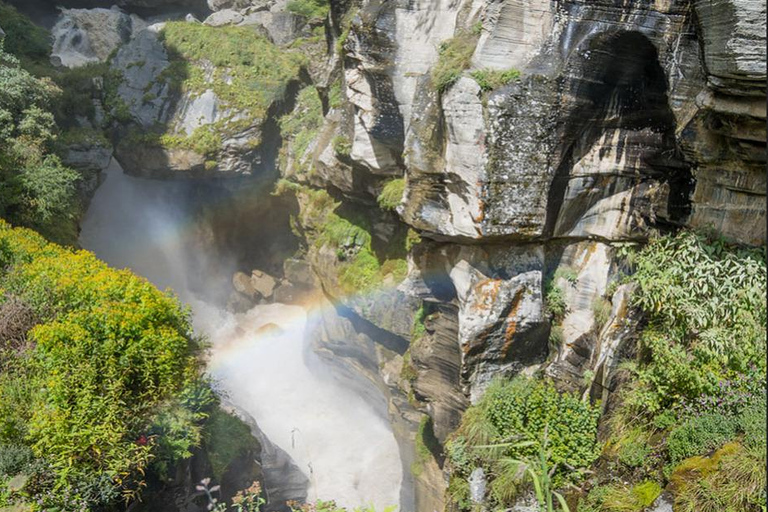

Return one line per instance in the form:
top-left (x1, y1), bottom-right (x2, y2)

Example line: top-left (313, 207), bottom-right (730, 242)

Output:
top-left (16, 0), bottom-right (765, 508)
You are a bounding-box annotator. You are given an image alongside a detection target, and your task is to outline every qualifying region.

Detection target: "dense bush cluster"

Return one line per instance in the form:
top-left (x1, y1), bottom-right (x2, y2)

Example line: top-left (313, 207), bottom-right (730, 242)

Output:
top-left (626, 230), bottom-right (766, 412)
top-left (0, 222), bottom-right (211, 509)
top-left (0, 42), bottom-right (80, 244)
top-left (446, 376), bottom-right (601, 509)
top-left (584, 231), bottom-right (767, 512)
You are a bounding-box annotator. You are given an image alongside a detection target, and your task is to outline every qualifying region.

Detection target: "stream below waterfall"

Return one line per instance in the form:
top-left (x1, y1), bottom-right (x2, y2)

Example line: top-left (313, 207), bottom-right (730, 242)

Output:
top-left (79, 160), bottom-right (403, 510)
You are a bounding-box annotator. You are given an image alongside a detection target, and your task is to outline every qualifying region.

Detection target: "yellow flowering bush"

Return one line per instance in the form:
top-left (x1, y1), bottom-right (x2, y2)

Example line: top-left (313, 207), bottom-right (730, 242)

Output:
top-left (0, 220), bottom-right (204, 507)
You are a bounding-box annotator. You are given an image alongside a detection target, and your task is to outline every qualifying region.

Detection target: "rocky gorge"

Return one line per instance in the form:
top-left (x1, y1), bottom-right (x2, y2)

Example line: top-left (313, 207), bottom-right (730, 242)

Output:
top-left (0, 0), bottom-right (765, 510)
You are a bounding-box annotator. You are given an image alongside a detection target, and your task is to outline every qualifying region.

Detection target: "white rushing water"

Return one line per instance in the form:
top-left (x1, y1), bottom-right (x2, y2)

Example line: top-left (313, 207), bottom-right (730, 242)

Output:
top-left (79, 161), bottom-right (402, 509)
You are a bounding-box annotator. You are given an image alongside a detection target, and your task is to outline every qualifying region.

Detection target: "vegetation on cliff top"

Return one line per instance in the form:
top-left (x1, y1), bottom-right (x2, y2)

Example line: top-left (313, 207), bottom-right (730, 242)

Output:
top-left (160, 22), bottom-right (306, 122)
top-left (286, 0), bottom-right (330, 20)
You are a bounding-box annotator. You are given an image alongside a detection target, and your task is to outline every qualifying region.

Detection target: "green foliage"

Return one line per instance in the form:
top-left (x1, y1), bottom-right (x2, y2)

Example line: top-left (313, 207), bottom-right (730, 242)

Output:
top-left (579, 481), bottom-right (662, 512)
top-left (332, 135), bottom-right (351, 157)
top-left (592, 297), bottom-right (611, 330)
top-left (447, 476), bottom-right (472, 511)
top-left (411, 304), bottom-right (428, 345)
top-left (295, 187), bottom-right (407, 295)
top-left (666, 412), bottom-right (738, 466)
top-left (286, 0), bottom-right (330, 19)
top-left (545, 268), bottom-right (576, 322)
top-left (624, 231), bottom-right (766, 414)
top-left (0, 2), bottom-right (51, 65)
top-left (613, 427), bottom-right (652, 469)
top-left (405, 229), bottom-right (421, 252)
top-left (17, 155), bottom-right (79, 223)
top-left (328, 80), bottom-right (343, 109)
top-left (377, 179), bottom-right (405, 211)
top-left (449, 377), bottom-right (600, 508)
top-left (149, 383), bottom-right (215, 480)
top-left (670, 442), bottom-right (766, 512)
top-left (548, 324), bottom-right (564, 347)
top-left (47, 63), bottom-right (109, 125)
top-left (279, 86), bottom-right (324, 173)
top-left (0, 45), bottom-right (81, 242)
top-left (432, 31), bottom-right (479, 93)
top-left (0, 222), bottom-right (205, 507)
top-left (490, 433), bottom-right (571, 511)
top-left (203, 408), bottom-right (256, 481)
top-left (470, 68), bottom-right (520, 91)
top-left (411, 416), bottom-right (437, 477)
top-left (58, 126), bottom-right (110, 147)
top-left (0, 444), bottom-right (33, 477)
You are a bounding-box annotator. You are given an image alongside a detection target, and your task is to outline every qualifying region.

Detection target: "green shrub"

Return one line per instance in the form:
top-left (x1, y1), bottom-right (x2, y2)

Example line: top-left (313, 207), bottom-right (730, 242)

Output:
top-left (286, 0), bottom-right (330, 19)
top-left (432, 31), bottom-right (479, 93)
top-left (0, 221), bottom-right (206, 507)
top-left (624, 231), bottom-right (766, 414)
top-left (0, 2), bottom-right (51, 65)
top-left (470, 68), bottom-right (520, 91)
top-left (279, 86), bottom-right (324, 173)
top-left (614, 427), bottom-right (652, 468)
top-left (667, 412), bottom-right (738, 465)
top-left (0, 46), bottom-right (82, 243)
top-left (452, 376), bottom-right (600, 507)
top-left (333, 135), bottom-right (351, 156)
top-left (477, 377), bottom-right (601, 472)
top-left (545, 278), bottom-right (568, 322)
top-left (0, 443), bottom-right (33, 477)
top-left (377, 178), bottom-right (405, 211)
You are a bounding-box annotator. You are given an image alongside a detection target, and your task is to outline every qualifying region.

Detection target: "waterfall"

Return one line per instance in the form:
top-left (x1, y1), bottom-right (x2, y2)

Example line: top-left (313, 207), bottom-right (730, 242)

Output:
top-left (79, 160), bottom-right (403, 510)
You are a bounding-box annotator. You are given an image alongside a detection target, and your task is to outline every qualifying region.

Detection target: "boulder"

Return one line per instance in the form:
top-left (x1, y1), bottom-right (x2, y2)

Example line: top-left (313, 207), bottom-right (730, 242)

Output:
top-left (233, 271), bottom-right (259, 299)
top-left (203, 9), bottom-right (244, 26)
top-left (250, 270), bottom-right (277, 298)
top-left (273, 282), bottom-right (298, 303)
top-left (283, 258), bottom-right (317, 288)
top-left (51, 7), bottom-right (146, 68)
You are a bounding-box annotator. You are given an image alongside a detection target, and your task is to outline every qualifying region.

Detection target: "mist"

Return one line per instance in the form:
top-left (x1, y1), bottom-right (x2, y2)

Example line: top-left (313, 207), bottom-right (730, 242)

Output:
top-left (79, 160), bottom-right (403, 510)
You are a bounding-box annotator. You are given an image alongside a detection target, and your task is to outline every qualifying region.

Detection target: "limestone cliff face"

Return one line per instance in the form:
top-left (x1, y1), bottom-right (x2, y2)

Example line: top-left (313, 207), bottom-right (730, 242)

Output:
top-left (279, 0), bottom-right (765, 504)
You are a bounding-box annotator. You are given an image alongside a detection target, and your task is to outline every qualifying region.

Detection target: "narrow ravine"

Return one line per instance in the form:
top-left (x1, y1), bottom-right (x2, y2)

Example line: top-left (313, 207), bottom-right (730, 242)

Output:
top-left (79, 160), bottom-right (403, 510)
